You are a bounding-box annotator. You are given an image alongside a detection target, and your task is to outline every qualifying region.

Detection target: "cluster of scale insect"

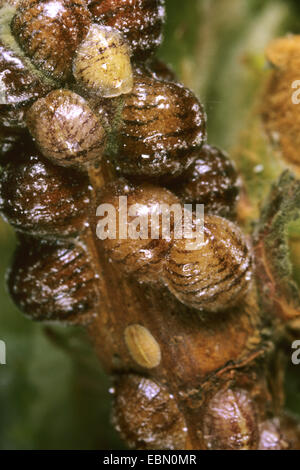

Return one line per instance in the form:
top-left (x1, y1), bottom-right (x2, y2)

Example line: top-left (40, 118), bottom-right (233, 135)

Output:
top-left (0, 0), bottom-right (291, 451)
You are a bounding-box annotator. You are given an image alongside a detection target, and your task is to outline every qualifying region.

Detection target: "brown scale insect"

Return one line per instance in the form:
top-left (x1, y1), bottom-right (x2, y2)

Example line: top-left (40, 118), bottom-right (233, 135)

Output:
top-left (26, 89), bottom-right (107, 169)
top-left (95, 180), bottom-right (179, 281)
top-left (88, 0), bottom-right (166, 62)
top-left (112, 374), bottom-right (188, 450)
top-left (113, 73), bottom-right (206, 180)
top-left (0, 4), bottom-right (55, 104)
top-left (203, 388), bottom-right (259, 450)
top-left (0, 40), bottom-right (53, 107)
top-left (169, 144), bottom-right (240, 220)
top-left (72, 23), bottom-right (133, 98)
top-left (11, 0), bottom-right (92, 81)
top-left (124, 324), bottom-right (161, 369)
top-left (8, 236), bottom-right (99, 324)
top-left (163, 215), bottom-right (253, 312)
top-left (0, 4), bottom-right (56, 129)
top-left (0, 140), bottom-right (91, 237)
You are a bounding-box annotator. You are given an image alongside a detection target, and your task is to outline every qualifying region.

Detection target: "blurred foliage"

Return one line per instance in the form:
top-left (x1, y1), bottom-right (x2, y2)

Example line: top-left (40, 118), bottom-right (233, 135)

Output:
top-left (1, 0), bottom-right (300, 449)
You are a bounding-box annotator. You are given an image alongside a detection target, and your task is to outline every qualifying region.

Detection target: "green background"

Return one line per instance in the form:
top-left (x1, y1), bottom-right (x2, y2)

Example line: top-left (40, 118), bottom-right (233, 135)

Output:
top-left (1, 0), bottom-right (300, 449)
